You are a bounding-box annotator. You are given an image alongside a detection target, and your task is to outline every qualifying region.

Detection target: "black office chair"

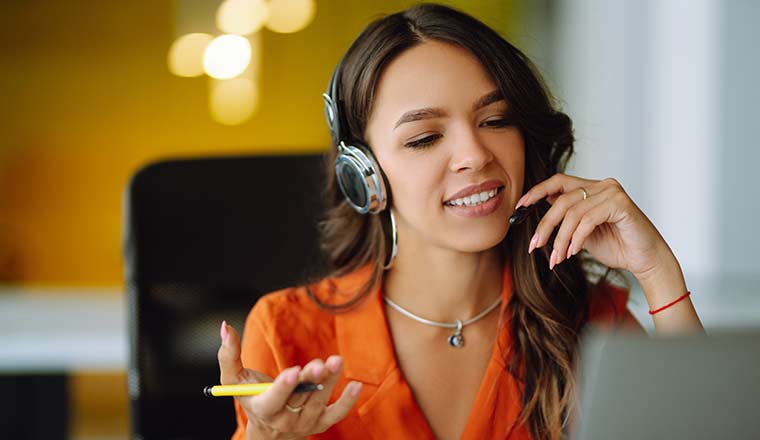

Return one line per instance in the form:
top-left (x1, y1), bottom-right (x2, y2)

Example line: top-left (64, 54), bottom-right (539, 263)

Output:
top-left (122, 154), bottom-right (328, 439)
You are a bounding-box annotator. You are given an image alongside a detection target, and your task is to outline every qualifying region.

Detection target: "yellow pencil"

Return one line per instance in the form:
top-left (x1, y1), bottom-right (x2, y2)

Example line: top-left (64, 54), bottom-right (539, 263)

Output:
top-left (203, 382), bottom-right (324, 397)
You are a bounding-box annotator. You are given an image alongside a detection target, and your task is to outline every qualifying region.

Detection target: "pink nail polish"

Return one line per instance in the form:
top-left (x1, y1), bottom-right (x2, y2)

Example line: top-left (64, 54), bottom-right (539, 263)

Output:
top-left (220, 321), bottom-right (228, 344)
top-left (549, 249), bottom-right (557, 270)
top-left (279, 367), bottom-right (296, 385)
top-left (327, 356), bottom-right (343, 373)
top-left (515, 195), bottom-right (527, 209)
top-left (566, 245), bottom-right (574, 260)
top-left (288, 368), bottom-right (299, 385)
top-left (313, 364), bottom-right (324, 377)
top-left (350, 382), bottom-right (362, 397)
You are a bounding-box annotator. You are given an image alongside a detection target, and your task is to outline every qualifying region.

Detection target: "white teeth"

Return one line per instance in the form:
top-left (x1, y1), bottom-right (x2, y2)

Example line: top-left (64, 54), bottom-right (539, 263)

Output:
top-left (446, 187), bottom-right (501, 207)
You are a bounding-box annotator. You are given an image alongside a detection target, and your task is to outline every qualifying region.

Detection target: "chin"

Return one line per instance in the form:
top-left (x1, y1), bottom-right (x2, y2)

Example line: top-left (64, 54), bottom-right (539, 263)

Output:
top-left (448, 227), bottom-right (508, 253)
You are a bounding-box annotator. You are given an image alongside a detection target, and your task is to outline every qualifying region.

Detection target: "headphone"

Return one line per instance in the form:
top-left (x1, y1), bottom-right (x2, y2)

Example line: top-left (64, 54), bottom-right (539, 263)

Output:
top-left (322, 57), bottom-right (398, 268)
top-left (321, 59), bottom-right (389, 215)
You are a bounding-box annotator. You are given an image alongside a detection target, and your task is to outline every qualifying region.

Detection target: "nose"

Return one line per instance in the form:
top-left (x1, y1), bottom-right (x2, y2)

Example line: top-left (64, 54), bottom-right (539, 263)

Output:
top-left (448, 125), bottom-right (494, 173)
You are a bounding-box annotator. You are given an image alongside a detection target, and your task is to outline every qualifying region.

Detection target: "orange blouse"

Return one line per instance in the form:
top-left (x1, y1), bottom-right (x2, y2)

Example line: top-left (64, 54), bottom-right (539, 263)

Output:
top-left (230, 262), bottom-right (642, 439)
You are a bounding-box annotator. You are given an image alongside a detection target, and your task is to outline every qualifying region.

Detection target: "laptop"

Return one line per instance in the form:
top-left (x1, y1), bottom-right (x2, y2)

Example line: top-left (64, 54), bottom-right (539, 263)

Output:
top-left (572, 328), bottom-right (760, 440)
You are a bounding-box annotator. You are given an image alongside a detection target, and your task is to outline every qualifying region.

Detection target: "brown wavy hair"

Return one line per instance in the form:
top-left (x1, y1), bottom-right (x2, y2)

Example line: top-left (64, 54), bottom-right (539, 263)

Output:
top-left (309, 3), bottom-right (623, 439)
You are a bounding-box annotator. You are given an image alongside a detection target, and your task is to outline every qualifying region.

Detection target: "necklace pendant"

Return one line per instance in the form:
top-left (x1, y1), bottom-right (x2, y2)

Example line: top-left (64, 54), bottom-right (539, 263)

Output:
top-left (448, 333), bottom-right (464, 348)
top-left (448, 319), bottom-right (465, 348)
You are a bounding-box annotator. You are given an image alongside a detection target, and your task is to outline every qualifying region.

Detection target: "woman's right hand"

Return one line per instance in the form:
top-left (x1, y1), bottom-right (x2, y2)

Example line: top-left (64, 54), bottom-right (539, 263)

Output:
top-left (217, 321), bottom-right (363, 439)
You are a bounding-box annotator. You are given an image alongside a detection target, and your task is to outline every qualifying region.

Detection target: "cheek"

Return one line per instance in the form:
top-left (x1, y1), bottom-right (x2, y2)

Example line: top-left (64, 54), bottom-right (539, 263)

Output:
top-left (390, 163), bottom-right (435, 204)
top-left (381, 155), bottom-right (442, 213)
top-left (492, 138), bottom-right (526, 196)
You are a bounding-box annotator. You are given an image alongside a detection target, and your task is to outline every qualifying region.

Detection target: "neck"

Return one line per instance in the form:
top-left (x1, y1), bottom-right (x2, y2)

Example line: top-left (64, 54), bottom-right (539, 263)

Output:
top-left (383, 244), bottom-right (504, 323)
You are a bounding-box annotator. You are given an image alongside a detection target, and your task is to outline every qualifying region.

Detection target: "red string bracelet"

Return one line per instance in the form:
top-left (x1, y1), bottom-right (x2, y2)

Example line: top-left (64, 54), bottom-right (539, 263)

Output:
top-left (649, 291), bottom-right (691, 315)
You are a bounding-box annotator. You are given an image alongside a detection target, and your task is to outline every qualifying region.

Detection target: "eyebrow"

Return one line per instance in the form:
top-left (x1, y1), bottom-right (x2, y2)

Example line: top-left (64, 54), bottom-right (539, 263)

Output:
top-left (393, 90), bottom-right (505, 130)
top-left (473, 90), bottom-right (505, 111)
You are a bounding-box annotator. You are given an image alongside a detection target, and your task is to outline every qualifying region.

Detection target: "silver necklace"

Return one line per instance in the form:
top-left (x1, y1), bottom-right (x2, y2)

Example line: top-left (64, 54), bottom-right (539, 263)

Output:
top-left (383, 295), bottom-right (502, 348)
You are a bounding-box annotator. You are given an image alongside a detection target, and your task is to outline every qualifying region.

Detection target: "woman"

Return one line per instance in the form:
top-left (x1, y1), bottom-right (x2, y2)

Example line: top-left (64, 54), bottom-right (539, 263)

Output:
top-left (218, 4), bottom-right (704, 440)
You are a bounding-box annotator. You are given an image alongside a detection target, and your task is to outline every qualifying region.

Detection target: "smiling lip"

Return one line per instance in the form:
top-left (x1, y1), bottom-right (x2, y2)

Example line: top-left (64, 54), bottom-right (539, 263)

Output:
top-left (443, 179), bottom-right (505, 203)
top-left (444, 188), bottom-right (504, 218)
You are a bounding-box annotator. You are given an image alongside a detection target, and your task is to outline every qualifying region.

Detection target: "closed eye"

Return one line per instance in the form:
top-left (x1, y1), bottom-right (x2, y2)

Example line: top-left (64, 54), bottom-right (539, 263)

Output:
top-left (480, 118), bottom-right (514, 128)
top-left (403, 117), bottom-right (512, 149)
top-left (404, 133), bottom-right (442, 149)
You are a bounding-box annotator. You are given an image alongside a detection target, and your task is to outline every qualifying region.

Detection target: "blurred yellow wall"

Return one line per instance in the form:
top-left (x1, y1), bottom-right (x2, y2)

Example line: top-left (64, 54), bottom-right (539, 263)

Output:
top-left (0, 0), bottom-right (521, 286)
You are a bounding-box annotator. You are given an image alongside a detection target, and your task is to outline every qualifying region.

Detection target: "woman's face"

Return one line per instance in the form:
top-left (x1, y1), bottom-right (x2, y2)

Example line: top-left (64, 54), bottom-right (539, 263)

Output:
top-left (365, 40), bottom-right (525, 254)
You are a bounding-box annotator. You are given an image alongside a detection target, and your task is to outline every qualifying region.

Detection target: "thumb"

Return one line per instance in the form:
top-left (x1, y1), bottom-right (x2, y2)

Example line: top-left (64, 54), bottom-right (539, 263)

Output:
top-left (217, 321), bottom-right (244, 385)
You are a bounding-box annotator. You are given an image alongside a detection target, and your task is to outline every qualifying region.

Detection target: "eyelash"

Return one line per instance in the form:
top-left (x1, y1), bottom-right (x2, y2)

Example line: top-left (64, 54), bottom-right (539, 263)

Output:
top-left (403, 118), bottom-right (514, 149)
top-left (405, 134), bottom-right (442, 149)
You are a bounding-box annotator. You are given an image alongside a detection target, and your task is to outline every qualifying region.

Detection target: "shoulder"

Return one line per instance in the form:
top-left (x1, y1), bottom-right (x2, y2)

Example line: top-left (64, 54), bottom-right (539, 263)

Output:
top-left (250, 285), bottom-right (320, 323)
top-left (247, 283), bottom-right (335, 344)
top-left (588, 282), bottom-right (628, 320)
top-left (243, 263), bottom-right (377, 357)
top-left (238, 284), bottom-right (338, 371)
top-left (587, 281), bottom-right (645, 332)
top-left (250, 263), bottom-right (375, 329)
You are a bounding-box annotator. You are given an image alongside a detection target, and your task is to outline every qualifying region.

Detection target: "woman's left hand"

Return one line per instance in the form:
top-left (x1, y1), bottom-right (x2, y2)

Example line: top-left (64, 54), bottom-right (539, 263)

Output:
top-left (515, 173), bottom-right (671, 279)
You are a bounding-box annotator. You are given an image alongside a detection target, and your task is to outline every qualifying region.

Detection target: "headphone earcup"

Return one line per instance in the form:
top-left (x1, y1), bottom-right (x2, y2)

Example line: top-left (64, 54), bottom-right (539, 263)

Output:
top-left (334, 143), bottom-right (389, 215)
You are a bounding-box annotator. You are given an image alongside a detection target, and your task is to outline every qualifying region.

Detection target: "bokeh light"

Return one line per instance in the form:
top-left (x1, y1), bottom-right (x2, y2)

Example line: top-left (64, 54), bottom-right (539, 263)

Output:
top-left (167, 33), bottom-right (214, 77)
top-left (203, 34), bottom-right (251, 79)
top-left (216, 0), bottom-right (270, 35)
top-left (265, 0), bottom-right (316, 34)
top-left (209, 77), bottom-right (259, 125)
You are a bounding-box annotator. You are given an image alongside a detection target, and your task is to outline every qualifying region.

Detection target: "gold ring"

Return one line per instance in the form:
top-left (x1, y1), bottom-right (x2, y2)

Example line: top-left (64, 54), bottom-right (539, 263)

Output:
top-left (580, 187), bottom-right (588, 200)
top-left (285, 403), bottom-right (304, 413)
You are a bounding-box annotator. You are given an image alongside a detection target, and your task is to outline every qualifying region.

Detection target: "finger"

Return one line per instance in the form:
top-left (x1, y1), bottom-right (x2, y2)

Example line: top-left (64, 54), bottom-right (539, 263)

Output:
top-left (529, 188), bottom-right (588, 254)
top-left (284, 389), bottom-right (310, 410)
top-left (240, 368), bottom-right (273, 386)
top-left (314, 381), bottom-right (363, 433)
top-left (283, 358), bottom-right (329, 410)
top-left (250, 366), bottom-right (302, 419)
top-left (218, 321), bottom-right (245, 385)
top-left (299, 355), bottom-right (344, 422)
top-left (515, 173), bottom-right (593, 209)
top-left (551, 193), bottom-right (608, 268)
top-left (298, 358), bottom-right (329, 384)
top-left (568, 198), bottom-right (617, 258)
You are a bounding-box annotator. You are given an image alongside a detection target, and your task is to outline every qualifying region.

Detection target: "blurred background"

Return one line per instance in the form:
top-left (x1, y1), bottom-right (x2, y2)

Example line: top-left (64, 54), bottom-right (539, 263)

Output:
top-left (0, 0), bottom-right (757, 438)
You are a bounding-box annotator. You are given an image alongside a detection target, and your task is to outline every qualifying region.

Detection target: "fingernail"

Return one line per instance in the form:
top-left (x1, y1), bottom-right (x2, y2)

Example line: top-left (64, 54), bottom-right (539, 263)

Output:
top-left (549, 249), bottom-right (557, 270)
top-left (528, 234), bottom-right (538, 254)
top-left (313, 364), bottom-right (324, 376)
top-left (515, 194), bottom-right (527, 209)
top-left (350, 382), bottom-right (362, 398)
top-left (287, 367), bottom-right (299, 385)
top-left (327, 356), bottom-right (342, 373)
top-left (567, 244), bottom-right (574, 260)
top-left (220, 321), bottom-right (228, 344)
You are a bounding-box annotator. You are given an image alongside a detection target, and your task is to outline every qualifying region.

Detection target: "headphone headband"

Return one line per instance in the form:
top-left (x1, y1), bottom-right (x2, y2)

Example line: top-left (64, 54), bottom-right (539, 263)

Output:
top-left (322, 58), bottom-right (346, 148)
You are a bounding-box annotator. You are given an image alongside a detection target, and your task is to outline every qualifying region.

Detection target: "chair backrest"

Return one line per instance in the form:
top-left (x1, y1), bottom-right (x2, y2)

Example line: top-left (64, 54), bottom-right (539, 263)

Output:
top-left (123, 154), bottom-right (328, 439)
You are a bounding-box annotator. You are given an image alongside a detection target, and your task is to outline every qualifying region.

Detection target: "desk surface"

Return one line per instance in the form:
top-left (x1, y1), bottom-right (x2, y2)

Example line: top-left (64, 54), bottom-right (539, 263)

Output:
top-left (0, 287), bottom-right (125, 373)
